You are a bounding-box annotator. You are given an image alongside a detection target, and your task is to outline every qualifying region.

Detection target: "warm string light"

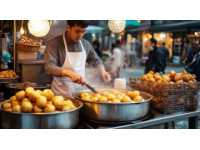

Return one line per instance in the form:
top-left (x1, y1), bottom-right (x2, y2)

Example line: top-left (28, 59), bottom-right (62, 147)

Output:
top-left (20, 20), bottom-right (25, 35)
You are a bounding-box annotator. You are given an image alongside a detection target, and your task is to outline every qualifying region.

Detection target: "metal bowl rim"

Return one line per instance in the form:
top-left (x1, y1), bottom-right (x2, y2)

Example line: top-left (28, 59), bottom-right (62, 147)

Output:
top-left (72, 88), bottom-right (153, 105)
top-left (0, 97), bottom-right (83, 115)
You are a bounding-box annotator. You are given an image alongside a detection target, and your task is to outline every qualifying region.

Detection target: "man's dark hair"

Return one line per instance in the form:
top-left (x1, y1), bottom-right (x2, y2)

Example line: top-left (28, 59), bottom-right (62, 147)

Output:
top-left (67, 20), bottom-right (90, 28)
top-left (150, 38), bottom-right (157, 45)
top-left (162, 42), bottom-right (166, 46)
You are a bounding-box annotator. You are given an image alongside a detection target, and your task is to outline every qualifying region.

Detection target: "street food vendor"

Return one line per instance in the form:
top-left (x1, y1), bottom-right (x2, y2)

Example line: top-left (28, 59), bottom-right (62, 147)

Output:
top-left (44, 20), bottom-right (111, 97)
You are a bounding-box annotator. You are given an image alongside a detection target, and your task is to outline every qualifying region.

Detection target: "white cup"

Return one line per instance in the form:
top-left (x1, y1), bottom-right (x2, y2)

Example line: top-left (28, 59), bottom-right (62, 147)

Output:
top-left (114, 78), bottom-right (126, 89)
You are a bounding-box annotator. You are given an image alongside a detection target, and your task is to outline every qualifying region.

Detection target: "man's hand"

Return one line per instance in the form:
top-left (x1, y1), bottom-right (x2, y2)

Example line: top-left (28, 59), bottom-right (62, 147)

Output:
top-left (102, 71), bottom-right (111, 82)
top-left (61, 70), bottom-right (85, 85)
top-left (99, 67), bottom-right (111, 83)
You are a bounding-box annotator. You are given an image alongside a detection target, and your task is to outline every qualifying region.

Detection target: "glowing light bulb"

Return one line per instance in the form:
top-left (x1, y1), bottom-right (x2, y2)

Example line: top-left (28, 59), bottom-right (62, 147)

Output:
top-left (108, 20), bottom-right (126, 33)
top-left (28, 20), bottom-right (50, 37)
top-left (20, 27), bottom-right (25, 35)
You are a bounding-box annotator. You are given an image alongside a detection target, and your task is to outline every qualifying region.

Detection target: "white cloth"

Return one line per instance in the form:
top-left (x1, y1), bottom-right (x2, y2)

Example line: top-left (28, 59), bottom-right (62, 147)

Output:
top-left (51, 34), bottom-right (86, 97)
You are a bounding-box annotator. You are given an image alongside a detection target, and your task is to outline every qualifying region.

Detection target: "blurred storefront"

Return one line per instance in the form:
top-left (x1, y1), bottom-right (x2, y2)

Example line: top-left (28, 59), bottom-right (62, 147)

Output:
top-left (126, 20), bottom-right (200, 64)
top-left (150, 20), bottom-right (200, 64)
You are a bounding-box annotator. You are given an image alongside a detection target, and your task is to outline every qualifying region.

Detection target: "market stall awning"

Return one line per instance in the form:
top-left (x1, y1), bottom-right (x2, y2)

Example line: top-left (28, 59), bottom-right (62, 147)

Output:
top-left (86, 25), bottom-right (103, 34)
top-left (149, 20), bottom-right (200, 32)
top-left (126, 20), bottom-right (141, 27)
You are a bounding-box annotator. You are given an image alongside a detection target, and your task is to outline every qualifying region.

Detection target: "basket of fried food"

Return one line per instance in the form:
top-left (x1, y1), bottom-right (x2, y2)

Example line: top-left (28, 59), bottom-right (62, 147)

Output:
top-left (130, 70), bottom-right (200, 114)
top-left (16, 36), bottom-right (42, 53)
top-left (140, 70), bottom-right (188, 96)
top-left (0, 70), bottom-right (18, 78)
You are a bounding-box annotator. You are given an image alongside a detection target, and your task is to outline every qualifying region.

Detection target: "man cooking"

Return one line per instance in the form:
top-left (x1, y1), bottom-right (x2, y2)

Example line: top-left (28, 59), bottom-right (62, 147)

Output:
top-left (44, 20), bottom-right (111, 97)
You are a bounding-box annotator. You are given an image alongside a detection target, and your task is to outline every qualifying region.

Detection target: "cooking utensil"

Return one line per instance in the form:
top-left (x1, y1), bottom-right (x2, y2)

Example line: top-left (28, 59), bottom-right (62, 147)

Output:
top-left (0, 97), bottom-right (83, 129)
top-left (73, 88), bottom-right (153, 122)
top-left (83, 82), bottom-right (99, 94)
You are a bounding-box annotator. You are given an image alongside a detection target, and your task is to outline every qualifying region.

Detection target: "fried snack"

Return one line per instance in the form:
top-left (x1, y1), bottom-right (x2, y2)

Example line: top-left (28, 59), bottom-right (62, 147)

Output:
top-left (18, 36), bottom-right (42, 46)
top-left (11, 82), bottom-right (34, 88)
top-left (0, 70), bottom-right (18, 78)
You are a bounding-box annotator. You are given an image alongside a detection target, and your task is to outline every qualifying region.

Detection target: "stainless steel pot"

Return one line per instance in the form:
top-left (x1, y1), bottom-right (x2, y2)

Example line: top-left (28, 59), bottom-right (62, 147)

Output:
top-left (73, 88), bottom-right (153, 122)
top-left (0, 98), bottom-right (83, 129)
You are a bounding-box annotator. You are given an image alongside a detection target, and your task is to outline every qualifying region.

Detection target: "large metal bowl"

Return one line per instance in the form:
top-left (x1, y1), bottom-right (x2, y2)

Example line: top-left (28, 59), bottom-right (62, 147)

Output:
top-left (0, 98), bottom-right (83, 129)
top-left (73, 88), bottom-right (153, 122)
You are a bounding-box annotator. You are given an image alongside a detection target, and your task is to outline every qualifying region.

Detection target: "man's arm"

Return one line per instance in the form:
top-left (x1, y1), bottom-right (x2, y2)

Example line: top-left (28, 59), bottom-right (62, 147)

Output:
top-left (44, 41), bottom-right (63, 77)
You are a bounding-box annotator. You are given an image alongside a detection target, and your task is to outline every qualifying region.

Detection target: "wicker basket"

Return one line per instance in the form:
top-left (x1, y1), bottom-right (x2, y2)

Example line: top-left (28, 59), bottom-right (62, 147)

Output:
top-left (184, 82), bottom-right (200, 95)
top-left (16, 43), bottom-right (41, 53)
top-left (129, 77), bottom-right (200, 114)
top-left (153, 82), bottom-right (184, 96)
top-left (184, 95), bottom-right (198, 111)
top-left (129, 77), bottom-right (140, 88)
top-left (151, 95), bottom-right (185, 114)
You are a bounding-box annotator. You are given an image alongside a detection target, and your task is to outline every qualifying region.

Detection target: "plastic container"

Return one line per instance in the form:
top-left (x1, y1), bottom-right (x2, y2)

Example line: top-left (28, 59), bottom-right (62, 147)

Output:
top-left (17, 52), bottom-right (37, 60)
top-left (37, 54), bottom-right (44, 59)
top-left (2, 53), bottom-right (11, 68)
top-left (2, 53), bottom-right (11, 63)
top-left (114, 78), bottom-right (126, 89)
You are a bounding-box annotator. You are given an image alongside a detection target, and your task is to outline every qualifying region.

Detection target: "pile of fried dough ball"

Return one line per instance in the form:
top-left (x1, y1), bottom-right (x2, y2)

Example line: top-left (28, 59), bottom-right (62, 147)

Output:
top-left (2, 87), bottom-right (77, 113)
top-left (80, 90), bottom-right (145, 103)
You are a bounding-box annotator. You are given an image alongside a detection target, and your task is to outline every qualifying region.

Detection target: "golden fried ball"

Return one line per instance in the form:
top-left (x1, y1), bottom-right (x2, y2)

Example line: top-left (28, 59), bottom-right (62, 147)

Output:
top-left (98, 96), bottom-right (107, 102)
top-left (122, 96), bottom-right (132, 102)
top-left (134, 96), bottom-right (143, 102)
top-left (81, 92), bottom-right (90, 98)
top-left (112, 99), bottom-right (121, 103)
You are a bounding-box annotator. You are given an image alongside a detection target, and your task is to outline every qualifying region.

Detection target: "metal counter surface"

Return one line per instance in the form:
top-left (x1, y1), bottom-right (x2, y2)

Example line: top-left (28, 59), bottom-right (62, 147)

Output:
top-left (97, 108), bottom-right (200, 129)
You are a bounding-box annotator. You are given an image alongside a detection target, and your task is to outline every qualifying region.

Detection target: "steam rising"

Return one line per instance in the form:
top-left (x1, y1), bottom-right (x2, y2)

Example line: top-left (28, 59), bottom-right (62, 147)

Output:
top-left (85, 67), bottom-right (113, 88)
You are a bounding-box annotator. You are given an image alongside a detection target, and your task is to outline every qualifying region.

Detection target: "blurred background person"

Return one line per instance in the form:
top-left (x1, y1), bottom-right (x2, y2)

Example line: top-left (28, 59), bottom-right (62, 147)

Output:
top-left (116, 39), bottom-right (127, 69)
top-left (155, 47), bottom-right (166, 74)
top-left (195, 46), bottom-right (200, 101)
top-left (135, 35), bottom-right (142, 59)
top-left (185, 40), bottom-right (194, 65)
top-left (110, 42), bottom-right (122, 79)
top-left (195, 47), bottom-right (200, 82)
top-left (159, 42), bottom-right (169, 73)
top-left (145, 38), bottom-right (157, 74)
top-left (160, 42), bottom-right (169, 60)
top-left (92, 40), bottom-right (102, 58)
top-left (104, 42), bottom-right (122, 82)
top-left (129, 41), bottom-right (136, 67)
top-left (181, 41), bottom-right (188, 65)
